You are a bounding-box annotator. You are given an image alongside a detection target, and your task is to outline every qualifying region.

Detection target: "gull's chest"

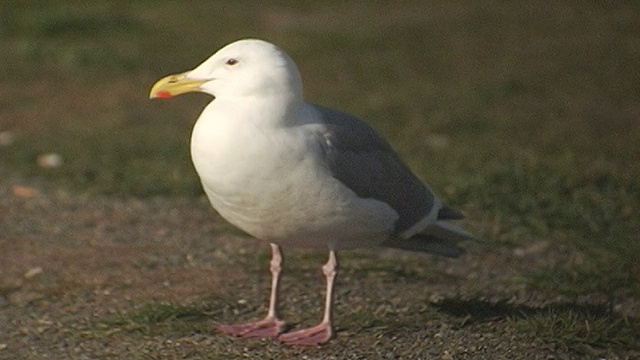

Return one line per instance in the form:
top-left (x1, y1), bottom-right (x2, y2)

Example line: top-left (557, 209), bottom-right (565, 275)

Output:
top-left (191, 121), bottom-right (312, 197)
top-left (190, 113), bottom-right (330, 229)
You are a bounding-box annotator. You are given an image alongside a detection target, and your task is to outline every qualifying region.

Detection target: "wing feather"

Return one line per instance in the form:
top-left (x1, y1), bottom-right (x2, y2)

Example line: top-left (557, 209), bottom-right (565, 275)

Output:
top-left (313, 104), bottom-right (438, 234)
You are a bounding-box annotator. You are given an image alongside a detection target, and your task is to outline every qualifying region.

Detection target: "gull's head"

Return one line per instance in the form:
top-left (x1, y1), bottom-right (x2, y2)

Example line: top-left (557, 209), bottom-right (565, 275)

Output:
top-left (149, 39), bottom-right (303, 101)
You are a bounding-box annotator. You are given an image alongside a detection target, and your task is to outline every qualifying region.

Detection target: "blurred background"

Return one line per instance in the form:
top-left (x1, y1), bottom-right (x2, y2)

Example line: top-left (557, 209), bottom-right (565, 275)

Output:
top-left (0, 0), bottom-right (638, 354)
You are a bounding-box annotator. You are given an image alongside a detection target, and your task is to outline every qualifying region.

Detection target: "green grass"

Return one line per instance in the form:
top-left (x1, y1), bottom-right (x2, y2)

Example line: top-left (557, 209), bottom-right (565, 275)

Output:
top-left (102, 302), bottom-right (214, 336)
top-left (435, 298), bottom-right (639, 354)
top-left (451, 156), bottom-right (640, 298)
top-left (1, 0), bottom-right (639, 354)
top-left (516, 309), bottom-right (640, 354)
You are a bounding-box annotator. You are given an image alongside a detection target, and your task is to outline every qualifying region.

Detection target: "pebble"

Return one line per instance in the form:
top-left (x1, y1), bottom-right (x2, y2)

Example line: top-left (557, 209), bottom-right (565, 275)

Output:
top-left (0, 131), bottom-right (15, 146)
top-left (425, 134), bottom-right (450, 149)
top-left (12, 185), bottom-right (38, 198)
top-left (24, 267), bottom-right (43, 279)
top-left (37, 153), bottom-right (64, 168)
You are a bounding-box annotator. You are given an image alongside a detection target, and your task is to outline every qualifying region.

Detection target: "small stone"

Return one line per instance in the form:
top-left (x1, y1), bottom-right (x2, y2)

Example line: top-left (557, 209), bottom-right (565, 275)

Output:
top-left (0, 131), bottom-right (15, 146)
top-left (426, 134), bottom-right (450, 149)
top-left (24, 267), bottom-right (43, 279)
top-left (513, 248), bottom-right (525, 257)
top-left (37, 153), bottom-right (64, 168)
top-left (12, 185), bottom-right (37, 198)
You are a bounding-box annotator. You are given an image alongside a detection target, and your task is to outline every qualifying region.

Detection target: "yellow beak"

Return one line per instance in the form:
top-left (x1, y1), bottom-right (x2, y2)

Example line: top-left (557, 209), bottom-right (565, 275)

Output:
top-left (149, 71), bottom-right (208, 99)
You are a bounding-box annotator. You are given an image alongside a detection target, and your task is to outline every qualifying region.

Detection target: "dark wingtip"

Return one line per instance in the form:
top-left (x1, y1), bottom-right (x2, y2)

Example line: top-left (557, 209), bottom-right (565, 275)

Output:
top-left (437, 205), bottom-right (465, 220)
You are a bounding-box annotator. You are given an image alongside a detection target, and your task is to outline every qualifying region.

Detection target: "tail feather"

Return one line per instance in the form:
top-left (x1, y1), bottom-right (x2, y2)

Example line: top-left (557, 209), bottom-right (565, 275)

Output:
top-left (382, 221), bottom-right (477, 258)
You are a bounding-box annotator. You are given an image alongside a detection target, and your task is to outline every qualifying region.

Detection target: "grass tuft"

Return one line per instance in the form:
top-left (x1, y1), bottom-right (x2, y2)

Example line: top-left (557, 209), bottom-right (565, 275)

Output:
top-left (516, 309), bottom-right (640, 353)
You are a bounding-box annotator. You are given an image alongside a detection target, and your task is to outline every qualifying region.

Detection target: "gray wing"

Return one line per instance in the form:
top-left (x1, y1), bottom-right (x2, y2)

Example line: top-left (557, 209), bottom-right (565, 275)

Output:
top-left (313, 104), bottom-right (458, 234)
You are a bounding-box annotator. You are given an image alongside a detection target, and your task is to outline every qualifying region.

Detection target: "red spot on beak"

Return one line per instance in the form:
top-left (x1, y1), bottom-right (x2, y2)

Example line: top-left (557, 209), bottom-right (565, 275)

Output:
top-left (155, 91), bottom-right (172, 99)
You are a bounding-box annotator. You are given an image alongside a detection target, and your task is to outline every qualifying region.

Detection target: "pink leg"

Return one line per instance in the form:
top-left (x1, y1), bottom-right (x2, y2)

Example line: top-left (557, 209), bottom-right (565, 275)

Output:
top-left (278, 250), bottom-right (338, 346)
top-left (217, 243), bottom-right (286, 338)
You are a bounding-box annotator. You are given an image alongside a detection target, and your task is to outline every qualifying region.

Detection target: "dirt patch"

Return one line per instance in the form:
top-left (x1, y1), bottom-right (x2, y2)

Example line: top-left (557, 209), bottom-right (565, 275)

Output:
top-left (0, 184), bottom-right (637, 359)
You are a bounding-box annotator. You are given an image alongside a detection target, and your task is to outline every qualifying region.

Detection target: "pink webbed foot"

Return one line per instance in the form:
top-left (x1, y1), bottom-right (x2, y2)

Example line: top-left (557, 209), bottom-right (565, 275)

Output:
top-left (278, 321), bottom-right (333, 346)
top-left (217, 316), bottom-right (286, 338)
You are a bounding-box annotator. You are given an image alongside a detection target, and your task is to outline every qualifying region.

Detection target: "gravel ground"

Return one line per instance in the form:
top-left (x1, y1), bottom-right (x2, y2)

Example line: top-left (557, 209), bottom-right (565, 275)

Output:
top-left (0, 183), bottom-right (637, 359)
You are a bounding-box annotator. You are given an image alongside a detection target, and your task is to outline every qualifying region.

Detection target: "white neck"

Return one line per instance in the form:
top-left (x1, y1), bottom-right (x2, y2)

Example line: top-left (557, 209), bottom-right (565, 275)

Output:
top-left (212, 94), bottom-right (303, 129)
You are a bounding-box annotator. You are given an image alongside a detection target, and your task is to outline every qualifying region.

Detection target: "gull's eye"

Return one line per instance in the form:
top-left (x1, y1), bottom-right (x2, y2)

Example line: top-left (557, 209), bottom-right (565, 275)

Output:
top-left (226, 58), bottom-right (238, 66)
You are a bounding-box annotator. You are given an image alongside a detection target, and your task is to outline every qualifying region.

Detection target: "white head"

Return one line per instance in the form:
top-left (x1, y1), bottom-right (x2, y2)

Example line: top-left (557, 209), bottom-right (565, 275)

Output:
top-left (150, 39), bottom-right (303, 101)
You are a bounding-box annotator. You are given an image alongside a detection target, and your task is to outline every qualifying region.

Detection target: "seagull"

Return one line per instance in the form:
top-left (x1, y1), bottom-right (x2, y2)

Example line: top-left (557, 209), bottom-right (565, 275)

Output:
top-left (149, 38), bottom-right (477, 346)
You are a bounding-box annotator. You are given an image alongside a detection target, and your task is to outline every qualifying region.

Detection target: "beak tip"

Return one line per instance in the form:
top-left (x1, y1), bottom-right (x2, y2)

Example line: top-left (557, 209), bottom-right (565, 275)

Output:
top-left (149, 91), bottom-right (173, 99)
top-left (149, 71), bottom-right (201, 99)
